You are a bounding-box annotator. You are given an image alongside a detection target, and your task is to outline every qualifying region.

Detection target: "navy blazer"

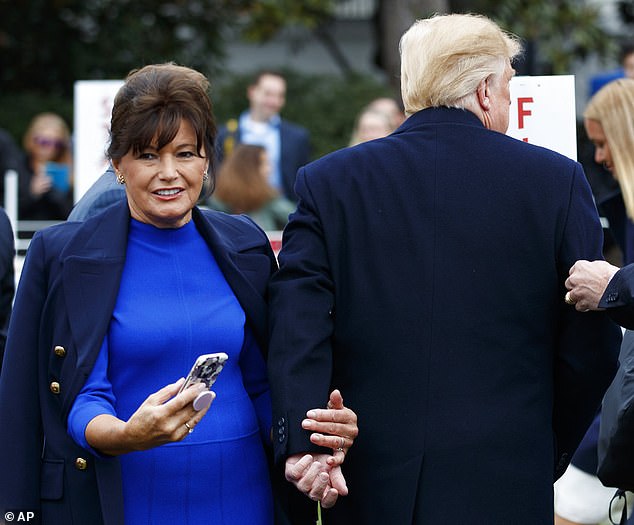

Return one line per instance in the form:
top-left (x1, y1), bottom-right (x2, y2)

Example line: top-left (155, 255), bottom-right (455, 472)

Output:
top-left (600, 264), bottom-right (634, 328)
top-left (216, 117), bottom-right (311, 202)
top-left (0, 200), bottom-right (277, 524)
top-left (268, 107), bottom-right (622, 524)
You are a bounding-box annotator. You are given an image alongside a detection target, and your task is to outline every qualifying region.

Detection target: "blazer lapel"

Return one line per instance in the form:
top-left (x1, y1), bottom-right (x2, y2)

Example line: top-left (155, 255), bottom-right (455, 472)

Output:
top-left (61, 202), bottom-right (129, 374)
top-left (192, 209), bottom-right (269, 349)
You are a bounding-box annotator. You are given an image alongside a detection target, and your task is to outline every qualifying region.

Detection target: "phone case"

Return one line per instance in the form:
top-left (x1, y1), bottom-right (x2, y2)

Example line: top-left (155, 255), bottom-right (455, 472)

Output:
top-left (179, 352), bottom-right (228, 394)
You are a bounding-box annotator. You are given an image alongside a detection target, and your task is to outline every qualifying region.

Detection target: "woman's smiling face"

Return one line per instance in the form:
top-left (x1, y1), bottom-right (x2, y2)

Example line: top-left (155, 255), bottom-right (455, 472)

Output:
top-left (114, 119), bottom-right (208, 228)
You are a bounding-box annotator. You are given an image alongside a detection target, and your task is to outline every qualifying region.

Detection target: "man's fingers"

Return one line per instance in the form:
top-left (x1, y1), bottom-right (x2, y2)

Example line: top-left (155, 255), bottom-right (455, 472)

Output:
top-left (294, 461), bottom-right (327, 493)
top-left (285, 454), bottom-right (314, 482)
top-left (305, 408), bottom-right (357, 425)
top-left (319, 487), bottom-right (339, 509)
top-left (307, 471), bottom-right (330, 500)
top-left (309, 432), bottom-right (352, 451)
top-left (326, 389), bottom-right (344, 410)
top-left (329, 467), bottom-right (348, 496)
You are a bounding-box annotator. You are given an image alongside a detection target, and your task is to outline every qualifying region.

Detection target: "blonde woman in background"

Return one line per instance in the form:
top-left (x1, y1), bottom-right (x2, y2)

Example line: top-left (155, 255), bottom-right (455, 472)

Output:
top-left (19, 112), bottom-right (73, 219)
top-left (560, 78), bottom-right (634, 525)
top-left (348, 106), bottom-right (396, 146)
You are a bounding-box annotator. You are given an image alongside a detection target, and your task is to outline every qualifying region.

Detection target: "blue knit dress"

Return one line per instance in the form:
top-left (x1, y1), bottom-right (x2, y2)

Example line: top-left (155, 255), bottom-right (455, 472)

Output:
top-left (68, 218), bottom-right (273, 524)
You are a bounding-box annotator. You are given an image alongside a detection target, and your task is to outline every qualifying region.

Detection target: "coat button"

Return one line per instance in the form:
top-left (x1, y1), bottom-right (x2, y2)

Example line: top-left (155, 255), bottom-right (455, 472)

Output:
top-left (54, 345), bottom-right (66, 357)
top-left (75, 457), bottom-right (88, 470)
top-left (50, 381), bottom-right (61, 394)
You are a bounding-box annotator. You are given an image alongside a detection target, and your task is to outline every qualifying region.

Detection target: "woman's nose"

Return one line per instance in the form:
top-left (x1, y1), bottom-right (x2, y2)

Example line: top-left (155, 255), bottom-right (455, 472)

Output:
top-left (158, 157), bottom-right (178, 179)
top-left (594, 148), bottom-right (604, 164)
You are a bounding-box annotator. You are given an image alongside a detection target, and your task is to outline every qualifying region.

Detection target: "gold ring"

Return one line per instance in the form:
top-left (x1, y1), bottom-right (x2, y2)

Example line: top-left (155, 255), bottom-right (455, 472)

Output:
top-left (564, 291), bottom-right (575, 305)
top-left (185, 422), bottom-right (194, 434)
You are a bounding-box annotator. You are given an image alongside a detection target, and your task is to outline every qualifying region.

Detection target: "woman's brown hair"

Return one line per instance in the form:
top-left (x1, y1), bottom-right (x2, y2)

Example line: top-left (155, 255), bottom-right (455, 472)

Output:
top-left (214, 144), bottom-right (277, 213)
top-left (108, 63), bottom-right (217, 191)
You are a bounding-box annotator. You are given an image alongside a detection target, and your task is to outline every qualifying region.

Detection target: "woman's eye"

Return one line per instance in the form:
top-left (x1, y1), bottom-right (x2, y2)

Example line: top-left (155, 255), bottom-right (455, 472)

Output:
top-left (178, 151), bottom-right (195, 158)
top-left (139, 152), bottom-right (156, 160)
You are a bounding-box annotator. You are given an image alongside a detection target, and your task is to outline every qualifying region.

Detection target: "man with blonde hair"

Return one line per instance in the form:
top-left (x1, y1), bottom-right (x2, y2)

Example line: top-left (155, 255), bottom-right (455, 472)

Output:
top-left (269, 13), bottom-right (620, 523)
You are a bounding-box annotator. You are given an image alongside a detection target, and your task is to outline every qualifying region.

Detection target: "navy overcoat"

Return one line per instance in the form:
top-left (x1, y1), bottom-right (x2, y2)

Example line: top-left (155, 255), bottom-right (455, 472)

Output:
top-left (268, 107), bottom-right (622, 524)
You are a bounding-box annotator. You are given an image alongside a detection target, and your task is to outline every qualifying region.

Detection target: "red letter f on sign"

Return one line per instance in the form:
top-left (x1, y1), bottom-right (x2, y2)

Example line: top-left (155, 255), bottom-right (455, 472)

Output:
top-left (518, 97), bottom-right (534, 129)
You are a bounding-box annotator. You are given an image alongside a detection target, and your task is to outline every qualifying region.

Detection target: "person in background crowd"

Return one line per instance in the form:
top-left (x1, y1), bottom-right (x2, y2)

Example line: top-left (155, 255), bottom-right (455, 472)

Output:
top-left (566, 79), bottom-right (634, 323)
top-left (208, 144), bottom-right (295, 231)
top-left (0, 63), bottom-right (357, 525)
top-left (348, 106), bottom-right (396, 146)
top-left (216, 70), bottom-right (310, 202)
top-left (268, 13), bottom-right (620, 524)
top-left (19, 112), bottom-right (73, 220)
top-left (590, 41), bottom-right (634, 97)
top-left (367, 96), bottom-right (406, 130)
top-left (0, 128), bottom-right (29, 207)
top-left (0, 206), bottom-right (14, 371)
top-left (67, 164), bottom-right (125, 221)
top-left (556, 79), bottom-right (634, 525)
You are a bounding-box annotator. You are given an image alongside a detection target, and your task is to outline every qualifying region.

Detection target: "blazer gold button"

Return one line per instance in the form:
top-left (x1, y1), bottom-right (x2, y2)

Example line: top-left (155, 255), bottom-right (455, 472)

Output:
top-left (75, 457), bottom-right (87, 470)
top-left (50, 382), bottom-right (60, 394)
top-left (54, 346), bottom-right (66, 357)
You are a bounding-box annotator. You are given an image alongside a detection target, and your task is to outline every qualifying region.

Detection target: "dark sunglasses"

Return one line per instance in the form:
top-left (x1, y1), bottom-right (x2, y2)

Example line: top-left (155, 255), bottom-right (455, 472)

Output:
top-left (33, 136), bottom-right (66, 149)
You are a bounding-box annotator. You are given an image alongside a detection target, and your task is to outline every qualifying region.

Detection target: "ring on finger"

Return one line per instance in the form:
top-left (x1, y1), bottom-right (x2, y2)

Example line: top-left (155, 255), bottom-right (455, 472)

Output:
top-left (184, 422), bottom-right (194, 434)
top-left (337, 437), bottom-right (345, 452)
top-left (564, 291), bottom-right (576, 305)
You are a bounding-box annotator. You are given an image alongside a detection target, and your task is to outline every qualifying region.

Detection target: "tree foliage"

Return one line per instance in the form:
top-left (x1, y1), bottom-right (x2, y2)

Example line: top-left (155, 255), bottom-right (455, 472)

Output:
top-left (478, 0), bottom-right (617, 74)
top-left (0, 0), bottom-right (247, 96)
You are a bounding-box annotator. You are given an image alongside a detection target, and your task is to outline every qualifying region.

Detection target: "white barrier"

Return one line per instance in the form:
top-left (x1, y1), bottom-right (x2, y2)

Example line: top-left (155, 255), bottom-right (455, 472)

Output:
top-left (4, 170), bottom-right (63, 254)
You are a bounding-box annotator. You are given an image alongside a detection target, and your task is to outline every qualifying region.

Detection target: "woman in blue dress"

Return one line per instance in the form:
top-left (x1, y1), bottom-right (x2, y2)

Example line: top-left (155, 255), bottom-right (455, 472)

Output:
top-left (0, 63), bottom-right (357, 525)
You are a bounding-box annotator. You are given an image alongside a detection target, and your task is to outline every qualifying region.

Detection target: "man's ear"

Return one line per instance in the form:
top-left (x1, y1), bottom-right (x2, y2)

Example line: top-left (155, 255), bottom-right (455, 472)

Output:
top-left (476, 78), bottom-right (491, 111)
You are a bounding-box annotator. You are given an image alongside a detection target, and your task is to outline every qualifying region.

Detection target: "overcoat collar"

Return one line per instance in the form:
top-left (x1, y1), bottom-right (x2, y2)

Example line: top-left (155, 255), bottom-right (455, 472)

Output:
top-left (393, 106), bottom-right (485, 135)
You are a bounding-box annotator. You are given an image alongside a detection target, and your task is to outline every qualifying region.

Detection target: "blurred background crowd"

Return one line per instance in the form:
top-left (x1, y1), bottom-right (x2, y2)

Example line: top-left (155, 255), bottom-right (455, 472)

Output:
top-left (1, 0), bottom-right (634, 231)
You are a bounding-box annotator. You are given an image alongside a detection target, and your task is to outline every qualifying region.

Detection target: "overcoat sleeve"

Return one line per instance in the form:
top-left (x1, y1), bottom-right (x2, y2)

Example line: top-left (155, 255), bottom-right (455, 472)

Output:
top-left (268, 167), bottom-right (334, 463)
top-left (552, 164), bottom-right (621, 478)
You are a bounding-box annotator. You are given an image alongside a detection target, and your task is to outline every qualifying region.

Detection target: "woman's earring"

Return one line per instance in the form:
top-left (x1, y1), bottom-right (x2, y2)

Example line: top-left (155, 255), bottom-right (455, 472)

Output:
top-left (116, 170), bottom-right (126, 185)
top-left (203, 170), bottom-right (209, 182)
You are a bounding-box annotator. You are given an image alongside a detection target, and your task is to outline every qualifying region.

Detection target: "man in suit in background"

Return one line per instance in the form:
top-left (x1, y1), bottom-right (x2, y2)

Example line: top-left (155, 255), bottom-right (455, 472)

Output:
top-left (268, 13), bottom-right (621, 524)
top-left (216, 70), bottom-right (310, 202)
top-left (67, 165), bottom-right (125, 221)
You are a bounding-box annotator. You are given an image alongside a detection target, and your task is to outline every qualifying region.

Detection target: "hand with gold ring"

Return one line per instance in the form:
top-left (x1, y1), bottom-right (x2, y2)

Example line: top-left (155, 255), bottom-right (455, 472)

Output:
top-left (564, 291), bottom-right (575, 305)
top-left (84, 378), bottom-right (213, 456)
top-left (301, 389), bottom-right (358, 466)
top-left (565, 260), bottom-right (619, 312)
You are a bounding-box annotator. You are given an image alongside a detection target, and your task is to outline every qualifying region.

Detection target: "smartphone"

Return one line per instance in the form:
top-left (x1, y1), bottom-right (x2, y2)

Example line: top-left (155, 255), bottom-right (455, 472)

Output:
top-left (45, 162), bottom-right (70, 192)
top-left (178, 352), bottom-right (228, 394)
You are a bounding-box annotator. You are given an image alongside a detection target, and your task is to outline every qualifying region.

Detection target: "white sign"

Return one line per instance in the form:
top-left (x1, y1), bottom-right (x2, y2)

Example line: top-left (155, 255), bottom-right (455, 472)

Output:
top-left (507, 75), bottom-right (577, 161)
top-left (73, 80), bottom-right (124, 202)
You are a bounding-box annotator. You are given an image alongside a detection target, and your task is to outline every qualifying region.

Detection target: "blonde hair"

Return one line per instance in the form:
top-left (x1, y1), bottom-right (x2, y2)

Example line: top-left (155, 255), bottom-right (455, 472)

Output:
top-left (585, 78), bottom-right (634, 220)
top-left (214, 144), bottom-right (277, 213)
top-left (349, 106), bottom-right (395, 146)
top-left (23, 112), bottom-right (72, 163)
top-left (400, 13), bottom-right (522, 116)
